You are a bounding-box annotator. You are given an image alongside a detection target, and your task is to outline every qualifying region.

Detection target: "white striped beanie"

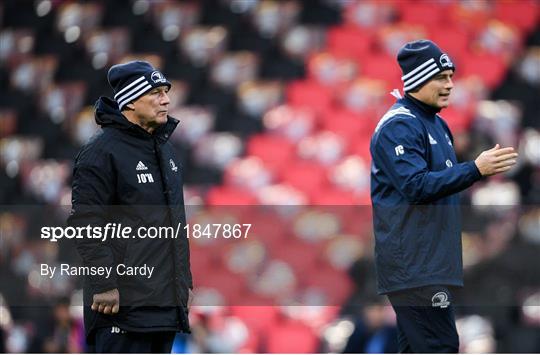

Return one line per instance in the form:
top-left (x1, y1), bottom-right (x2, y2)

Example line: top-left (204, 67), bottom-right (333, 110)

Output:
top-left (107, 60), bottom-right (171, 110)
top-left (397, 40), bottom-right (455, 92)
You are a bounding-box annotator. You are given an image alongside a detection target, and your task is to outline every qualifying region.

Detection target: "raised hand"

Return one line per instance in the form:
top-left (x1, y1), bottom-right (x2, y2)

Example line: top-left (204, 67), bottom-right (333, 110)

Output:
top-left (474, 144), bottom-right (518, 177)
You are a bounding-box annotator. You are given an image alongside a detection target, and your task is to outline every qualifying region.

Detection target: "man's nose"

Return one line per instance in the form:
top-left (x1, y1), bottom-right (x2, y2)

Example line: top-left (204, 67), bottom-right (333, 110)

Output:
top-left (160, 92), bottom-right (170, 105)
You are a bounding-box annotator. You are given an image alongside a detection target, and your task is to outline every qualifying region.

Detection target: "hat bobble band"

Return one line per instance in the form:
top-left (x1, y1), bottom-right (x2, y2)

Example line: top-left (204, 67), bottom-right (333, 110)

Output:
top-left (114, 76), bottom-right (152, 109)
top-left (402, 58), bottom-right (440, 92)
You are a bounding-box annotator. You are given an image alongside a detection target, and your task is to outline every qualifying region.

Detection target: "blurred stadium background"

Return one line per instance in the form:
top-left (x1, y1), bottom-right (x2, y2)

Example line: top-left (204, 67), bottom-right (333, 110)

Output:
top-left (1, 0), bottom-right (540, 352)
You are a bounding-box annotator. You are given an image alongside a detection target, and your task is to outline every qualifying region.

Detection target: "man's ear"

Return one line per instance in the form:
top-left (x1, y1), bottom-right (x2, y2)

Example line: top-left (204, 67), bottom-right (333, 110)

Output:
top-left (124, 102), bottom-right (135, 111)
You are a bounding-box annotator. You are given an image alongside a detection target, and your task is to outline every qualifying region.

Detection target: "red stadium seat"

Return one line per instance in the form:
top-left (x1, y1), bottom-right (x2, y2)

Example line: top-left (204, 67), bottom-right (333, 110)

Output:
top-left (246, 134), bottom-right (296, 173)
top-left (359, 52), bottom-right (401, 88)
top-left (321, 108), bottom-right (376, 144)
top-left (460, 51), bottom-right (508, 89)
top-left (307, 52), bottom-right (358, 87)
top-left (266, 319), bottom-right (319, 353)
top-left (494, 0), bottom-right (539, 34)
top-left (270, 239), bottom-right (321, 277)
top-left (326, 25), bottom-right (374, 59)
top-left (428, 26), bottom-right (470, 66)
top-left (195, 268), bottom-right (248, 304)
top-left (439, 107), bottom-right (473, 134)
top-left (189, 245), bottom-right (215, 281)
top-left (447, 1), bottom-right (491, 34)
top-left (279, 160), bottom-right (329, 197)
top-left (235, 210), bottom-right (290, 251)
top-left (311, 187), bottom-right (359, 206)
top-left (304, 265), bottom-right (353, 305)
top-left (339, 205), bottom-right (373, 236)
top-left (206, 186), bottom-right (258, 205)
top-left (230, 306), bottom-right (280, 332)
top-left (286, 80), bottom-right (334, 113)
top-left (398, 1), bottom-right (448, 28)
top-left (347, 133), bottom-right (372, 162)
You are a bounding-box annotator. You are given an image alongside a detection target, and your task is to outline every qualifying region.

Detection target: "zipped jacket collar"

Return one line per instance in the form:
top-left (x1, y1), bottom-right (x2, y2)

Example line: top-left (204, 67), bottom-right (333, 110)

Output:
top-left (402, 93), bottom-right (441, 117)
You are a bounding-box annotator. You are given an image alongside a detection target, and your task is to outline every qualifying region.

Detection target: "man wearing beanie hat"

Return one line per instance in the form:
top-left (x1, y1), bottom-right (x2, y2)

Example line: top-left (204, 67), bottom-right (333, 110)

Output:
top-left (370, 40), bottom-right (518, 352)
top-left (68, 60), bottom-right (193, 352)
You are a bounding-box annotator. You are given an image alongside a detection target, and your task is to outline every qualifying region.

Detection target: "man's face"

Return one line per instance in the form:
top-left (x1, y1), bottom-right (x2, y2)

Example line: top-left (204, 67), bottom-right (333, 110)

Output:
top-left (412, 70), bottom-right (454, 109)
top-left (131, 86), bottom-right (170, 128)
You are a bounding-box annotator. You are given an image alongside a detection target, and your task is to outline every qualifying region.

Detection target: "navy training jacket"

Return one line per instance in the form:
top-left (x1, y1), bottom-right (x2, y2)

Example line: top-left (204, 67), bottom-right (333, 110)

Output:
top-left (67, 97), bottom-right (192, 340)
top-left (370, 94), bottom-right (482, 294)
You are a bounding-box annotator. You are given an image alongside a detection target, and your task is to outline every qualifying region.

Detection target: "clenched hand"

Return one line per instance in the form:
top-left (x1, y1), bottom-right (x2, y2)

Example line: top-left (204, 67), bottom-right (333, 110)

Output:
top-left (92, 288), bottom-right (120, 314)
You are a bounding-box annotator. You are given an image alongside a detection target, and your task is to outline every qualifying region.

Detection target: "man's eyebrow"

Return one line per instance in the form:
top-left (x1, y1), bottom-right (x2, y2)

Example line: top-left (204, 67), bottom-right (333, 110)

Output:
top-left (435, 73), bottom-right (453, 79)
top-left (150, 87), bottom-right (168, 93)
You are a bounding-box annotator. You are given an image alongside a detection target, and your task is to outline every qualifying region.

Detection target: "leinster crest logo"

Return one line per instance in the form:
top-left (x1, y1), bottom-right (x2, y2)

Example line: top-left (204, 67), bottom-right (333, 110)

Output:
top-left (151, 70), bottom-right (167, 84)
top-left (439, 54), bottom-right (453, 69)
top-left (169, 159), bottom-right (178, 172)
top-left (432, 291), bottom-right (450, 308)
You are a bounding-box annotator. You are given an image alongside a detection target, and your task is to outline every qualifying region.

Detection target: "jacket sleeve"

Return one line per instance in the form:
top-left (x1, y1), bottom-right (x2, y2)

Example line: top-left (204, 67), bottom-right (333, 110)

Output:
top-left (67, 149), bottom-right (118, 293)
top-left (372, 117), bottom-right (481, 204)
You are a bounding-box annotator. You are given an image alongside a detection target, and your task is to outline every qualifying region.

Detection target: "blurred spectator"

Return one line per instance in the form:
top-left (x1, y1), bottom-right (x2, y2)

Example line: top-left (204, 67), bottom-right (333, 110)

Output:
top-left (0, 293), bottom-right (11, 353)
top-left (280, 25), bottom-right (326, 60)
top-left (10, 56), bottom-right (58, 94)
top-left (150, 2), bottom-right (200, 42)
top-left (342, 302), bottom-right (398, 353)
top-left (83, 29), bottom-right (130, 70)
top-left (0, 29), bottom-right (34, 66)
top-left (211, 51), bottom-right (259, 89)
top-left (170, 106), bottom-right (215, 146)
top-left (456, 315), bottom-right (496, 353)
top-left (263, 104), bottom-right (316, 142)
top-left (251, 0), bottom-right (300, 39)
top-left (237, 80), bottom-right (283, 118)
top-left (297, 130), bottom-right (345, 165)
top-left (179, 26), bottom-right (228, 67)
top-left (42, 299), bottom-right (83, 353)
top-left (517, 47), bottom-right (540, 87)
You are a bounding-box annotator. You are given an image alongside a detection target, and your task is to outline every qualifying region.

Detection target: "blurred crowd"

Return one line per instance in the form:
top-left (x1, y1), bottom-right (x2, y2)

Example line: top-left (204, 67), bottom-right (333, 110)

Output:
top-left (1, 0), bottom-right (540, 352)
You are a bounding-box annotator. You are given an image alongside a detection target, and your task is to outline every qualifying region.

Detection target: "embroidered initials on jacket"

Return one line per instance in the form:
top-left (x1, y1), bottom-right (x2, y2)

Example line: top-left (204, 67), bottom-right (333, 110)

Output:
top-left (137, 173), bottom-right (154, 184)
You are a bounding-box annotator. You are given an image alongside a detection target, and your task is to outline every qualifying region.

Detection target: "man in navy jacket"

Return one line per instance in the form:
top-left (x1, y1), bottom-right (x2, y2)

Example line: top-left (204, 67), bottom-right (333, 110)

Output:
top-left (68, 61), bottom-right (192, 352)
top-left (370, 40), bottom-right (518, 352)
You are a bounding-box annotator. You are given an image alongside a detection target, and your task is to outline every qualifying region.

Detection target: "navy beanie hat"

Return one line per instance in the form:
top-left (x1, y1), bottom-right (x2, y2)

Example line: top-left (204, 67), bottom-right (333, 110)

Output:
top-left (397, 39), bottom-right (455, 92)
top-left (107, 60), bottom-right (171, 110)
